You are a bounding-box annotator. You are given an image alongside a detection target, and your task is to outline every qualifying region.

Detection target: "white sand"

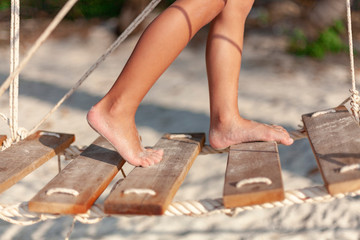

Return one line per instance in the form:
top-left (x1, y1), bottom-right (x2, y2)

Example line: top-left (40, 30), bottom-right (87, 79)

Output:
top-left (0, 22), bottom-right (359, 240)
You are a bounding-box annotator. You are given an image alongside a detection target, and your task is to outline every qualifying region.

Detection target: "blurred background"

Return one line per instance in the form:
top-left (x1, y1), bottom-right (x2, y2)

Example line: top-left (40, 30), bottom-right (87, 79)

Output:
top-left (0, 0), bottom-right (360, 58)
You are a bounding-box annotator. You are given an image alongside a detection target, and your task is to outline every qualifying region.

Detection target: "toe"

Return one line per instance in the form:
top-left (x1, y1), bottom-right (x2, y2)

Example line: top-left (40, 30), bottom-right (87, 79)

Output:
top-left (148, 154), bottom-right (161, 165)
top-left (154, 148), bottom-right (164, 157)
top-left (280, 135), bottom-right (294, 145)
top-left (269, 128), bottom-right (293, 146)
top-left (149, 149), bottom-right (163, 163)
top-left (272, 125), bottom-right (289, 135)
top-left (139, 149), bottom-right (164, 167)
top-left (271, 125), bottom-right (292, 142)
top-left (140, 161), bottom-right (150, 168)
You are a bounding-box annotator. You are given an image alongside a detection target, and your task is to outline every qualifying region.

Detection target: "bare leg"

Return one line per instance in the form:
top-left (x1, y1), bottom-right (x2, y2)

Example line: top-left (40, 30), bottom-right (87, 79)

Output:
top-left (206, 0), bottom-right (293, 149)
top-left (87, 0), bottom-right (226, 167)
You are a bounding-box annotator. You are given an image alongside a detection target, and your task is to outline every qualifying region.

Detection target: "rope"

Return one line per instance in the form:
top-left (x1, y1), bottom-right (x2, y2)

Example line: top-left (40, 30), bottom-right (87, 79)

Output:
top-left (0, 0), bottom-right (79, 98)
top-left (346, 0), bottom-right (360, 124)
top-left (166, 134), bottom-right (193, 139)
top-left (311, 109), bottom-right (336, 118)
top-left (9, 0), bottom-right (20, 142)
top-left (166, 186), bottom-right (360, 217)
top-left (1, 127), bottom-right (28, 151)
top-left (339, 163), bottom-right (360, 173)
top-left (235, 177), bottom-right (272, 188)
top-left (0, 202), bottom-right (59, 226)
top-left (1, 185), bottom-right (360, 225)
top-left (29, 0), bottom-right (163, 134)
top-left (123, 188), bottom-right (156, 196)
top-left (46, 188), bottom-right (79, 196)
top-left (1, 0), bottom-right (78, 149)
top-left (65, 218), bottom-right (76, 240)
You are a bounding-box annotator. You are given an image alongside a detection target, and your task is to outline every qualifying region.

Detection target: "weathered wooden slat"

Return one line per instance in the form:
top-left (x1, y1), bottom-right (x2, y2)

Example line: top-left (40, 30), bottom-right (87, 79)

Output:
top-left (104, 133), bottom-right (205, 215)
top-left (223, 141), bottom-right (284, 208)
top-left (303, 105), bottom-right (360, 195)
top-left (28, 136), bottom-right (125, 214)
top-left (0, 131), bottom-right (74, 194)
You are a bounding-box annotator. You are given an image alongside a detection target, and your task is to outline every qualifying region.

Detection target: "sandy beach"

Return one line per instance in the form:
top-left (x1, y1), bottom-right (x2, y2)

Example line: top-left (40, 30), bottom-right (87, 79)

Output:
top-left (0, 18), bottom-right (360, 239)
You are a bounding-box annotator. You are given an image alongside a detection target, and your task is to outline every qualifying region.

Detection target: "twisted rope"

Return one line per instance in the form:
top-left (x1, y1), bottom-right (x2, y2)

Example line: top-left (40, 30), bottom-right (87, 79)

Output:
top-left (0, 109), bottom-right (28, 150)
top-left (346, 0), bottom-right (360, 123)
top-left (1, 0), bottom-right (78, 150)
top-left (0, 0), bottom-right (79, 98)
top-left (165, 186), bottom-right (360, 217)
top-left (1, 185), bottom-right (359, 225)
top-left (9, 0), bottom-right (20, 142)
top-left (0, 202), bottom-right (59, 226)
top-left (29, 0), bottom-right (163, 135)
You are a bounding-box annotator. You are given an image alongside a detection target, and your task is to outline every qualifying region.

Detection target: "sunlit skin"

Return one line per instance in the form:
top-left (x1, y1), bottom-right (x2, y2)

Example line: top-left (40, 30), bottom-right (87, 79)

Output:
top-left (87, 0), bottom-right (293, 167)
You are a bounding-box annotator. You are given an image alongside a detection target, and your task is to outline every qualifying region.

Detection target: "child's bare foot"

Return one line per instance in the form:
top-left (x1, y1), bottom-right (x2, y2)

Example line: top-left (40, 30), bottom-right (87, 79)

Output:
top-left (87, 105), bottom-right (164, 167)
top-left (209, 116), bottom-right (294, 149)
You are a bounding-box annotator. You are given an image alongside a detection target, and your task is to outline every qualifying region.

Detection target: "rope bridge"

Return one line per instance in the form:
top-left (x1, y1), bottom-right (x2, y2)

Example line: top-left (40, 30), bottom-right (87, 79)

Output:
top-left (0, 0), bottom-right (359, 233)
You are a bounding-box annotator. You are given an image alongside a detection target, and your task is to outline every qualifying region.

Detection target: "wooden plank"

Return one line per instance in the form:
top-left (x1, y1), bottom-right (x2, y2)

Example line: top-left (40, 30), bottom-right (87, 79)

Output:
top-left (303, 105), bottom-right (360, 195)
top-left (0, 135), bottom-right (6, 146)
top-left (28, 136), bottom-right (125, 214)
top-left (104, 133), bottom-right (205, 215)
top-left (223, 141), bottom-right (284, 208)
top-left (0, 131), bottom-right (74, 194)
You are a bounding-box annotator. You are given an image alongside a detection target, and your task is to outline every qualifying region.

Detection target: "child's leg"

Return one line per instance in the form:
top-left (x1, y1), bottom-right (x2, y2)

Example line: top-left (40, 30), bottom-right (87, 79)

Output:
top-left (87, 0), bottom-right (226, 167)
top-left (206, 0), bottom-right (293, 149)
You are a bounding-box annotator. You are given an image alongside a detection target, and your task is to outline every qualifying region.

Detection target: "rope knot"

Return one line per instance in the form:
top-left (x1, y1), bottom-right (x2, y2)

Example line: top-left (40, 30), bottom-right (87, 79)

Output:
top-left (1, 127), bottom-right (29, 151)
top-left (349, 89), bottom-right (360, 123)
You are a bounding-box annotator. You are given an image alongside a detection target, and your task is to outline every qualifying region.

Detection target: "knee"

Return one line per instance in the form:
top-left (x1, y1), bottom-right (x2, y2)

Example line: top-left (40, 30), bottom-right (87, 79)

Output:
top-left (217, 0), bottom-right (227, 8)
top-left (173, 0), bottom-right (226, 19)
top-left (227, 0), bottom-right (254, 17)
top-left (206, 0), bottom-right (227, 14)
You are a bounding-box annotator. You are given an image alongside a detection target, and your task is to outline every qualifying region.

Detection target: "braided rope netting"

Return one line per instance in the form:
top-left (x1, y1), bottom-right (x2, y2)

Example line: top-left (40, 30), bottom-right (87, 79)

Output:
top-left (0, 185), bottom-right (360, 226)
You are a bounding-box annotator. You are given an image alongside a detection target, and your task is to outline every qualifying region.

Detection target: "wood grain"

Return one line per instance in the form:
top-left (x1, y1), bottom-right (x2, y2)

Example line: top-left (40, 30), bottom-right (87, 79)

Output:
top-left (104, 133), bottom-right (205, 215)
top-left (223, 141), bottom-right (284, 208)
top-left (303, 105), bottom-right (360, 195)
top-left (29, 136), bottom-right (125, 214)
top-left (0, 131), bottom-right (74, 194)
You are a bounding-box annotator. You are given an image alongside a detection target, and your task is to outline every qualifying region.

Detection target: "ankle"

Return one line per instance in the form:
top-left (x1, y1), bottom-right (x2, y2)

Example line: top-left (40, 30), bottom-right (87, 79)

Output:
top-left (96, 96), bottom-right (136, 119)
top-left (210, 113), bottom-right (242, 130)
